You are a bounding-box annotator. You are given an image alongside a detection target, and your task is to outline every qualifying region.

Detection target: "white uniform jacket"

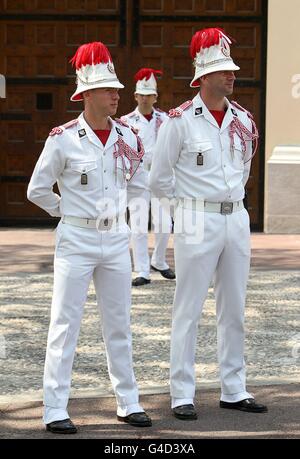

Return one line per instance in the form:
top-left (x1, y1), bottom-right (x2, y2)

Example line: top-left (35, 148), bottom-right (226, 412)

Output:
top-left (27, 113), bottom-right (147, 219)
top-left (149, 94), bottom-right (253, 205)
top-left (122, 107), bottom-right (168, 172)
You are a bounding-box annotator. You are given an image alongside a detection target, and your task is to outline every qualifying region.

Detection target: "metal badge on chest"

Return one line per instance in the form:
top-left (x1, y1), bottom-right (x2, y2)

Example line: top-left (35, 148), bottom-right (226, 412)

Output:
top-left (197, 153), bottom-right (204, 166)
top-left (81, 173), bottom-right (88, 185)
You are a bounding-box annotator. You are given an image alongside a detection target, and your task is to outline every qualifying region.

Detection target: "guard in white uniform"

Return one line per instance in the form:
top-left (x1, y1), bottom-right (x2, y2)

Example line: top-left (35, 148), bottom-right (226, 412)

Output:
top-left (149, 28), bottom-right (267, 419)
top-left (27, 41), bottom-right (152, 433)
top-left (122, 69), bottom-right (175, 286)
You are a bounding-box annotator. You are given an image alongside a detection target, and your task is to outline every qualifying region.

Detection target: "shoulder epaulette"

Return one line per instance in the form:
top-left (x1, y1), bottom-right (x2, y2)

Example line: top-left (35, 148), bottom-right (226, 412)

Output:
top-left (62, 119), bottom-right (78, 129)
top-left (168, 100), bottom-right (193, 118)
top-left (49, 119), bottom-right (78, 136)
top-left (231, 101), bottom-right (254, 120)
top-left (126, 111), bottom-right (136, 118)
top-left (49, 126), bottom-right (63, 136)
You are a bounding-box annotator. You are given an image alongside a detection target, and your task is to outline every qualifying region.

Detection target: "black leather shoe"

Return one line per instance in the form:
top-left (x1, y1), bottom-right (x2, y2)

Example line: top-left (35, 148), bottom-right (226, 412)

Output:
top-left (46, 418), bottom-right (77, 434)
top-left (172, 404), bottom-right (197, 420)
top-left (117, 412), bottom-right (152, 427)
top-left (151, 266), bottom-right (176, 280)
top-left (220, 398), bottom-right (268, 413)
top-left (132, 277), bottom-right (151, 286)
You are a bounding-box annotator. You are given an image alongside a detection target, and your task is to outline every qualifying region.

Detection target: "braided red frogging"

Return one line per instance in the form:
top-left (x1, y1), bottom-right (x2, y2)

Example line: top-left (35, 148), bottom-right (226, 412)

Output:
top-left (229, 101), bottom-right (259, 163)
top-left (113, 135), bottom-right (145, 181)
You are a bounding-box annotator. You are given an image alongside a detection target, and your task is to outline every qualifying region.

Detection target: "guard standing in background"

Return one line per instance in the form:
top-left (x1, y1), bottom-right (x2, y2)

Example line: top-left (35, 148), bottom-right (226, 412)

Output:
top-left (122, 68), bottom-right (175, 286)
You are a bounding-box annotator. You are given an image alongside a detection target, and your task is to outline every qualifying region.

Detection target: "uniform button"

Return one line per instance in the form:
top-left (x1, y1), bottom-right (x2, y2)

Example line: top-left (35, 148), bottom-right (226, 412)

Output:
top-left (103, 152), bottom-right (106, 156)
top-left (104, 170), bottom-right (107, 173)
top-left (105, 186), bottom-right (108, 190)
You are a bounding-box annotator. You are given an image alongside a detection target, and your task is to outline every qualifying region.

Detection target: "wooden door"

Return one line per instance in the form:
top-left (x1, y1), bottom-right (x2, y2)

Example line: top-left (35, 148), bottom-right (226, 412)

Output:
top-left (0, 0), bottom-right (129, 224)
top-left (0, 0), bottom-right (267, 229)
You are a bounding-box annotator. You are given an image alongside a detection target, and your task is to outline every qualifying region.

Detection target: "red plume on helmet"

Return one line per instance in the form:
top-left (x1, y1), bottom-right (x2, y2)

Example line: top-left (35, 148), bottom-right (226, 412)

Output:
top-left (190, 28), bottom-right (234, 59)
top-left (69, 41), bottom-right (124, 101)
top-left (190, 27), bottom-right (239, 88)
top-left (70, 41), bottom-right (112, 69)
top-left (134, 68), bottom-right (163, 82)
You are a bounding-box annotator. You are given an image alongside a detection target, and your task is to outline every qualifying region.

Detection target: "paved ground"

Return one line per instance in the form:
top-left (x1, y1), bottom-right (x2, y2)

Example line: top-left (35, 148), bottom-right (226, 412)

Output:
top-left (1, 230), bottom-right (300, 274)
top-left (0, 384), bottom-right (299, 439)
top-left (0, 229), bottom-right (299, 439)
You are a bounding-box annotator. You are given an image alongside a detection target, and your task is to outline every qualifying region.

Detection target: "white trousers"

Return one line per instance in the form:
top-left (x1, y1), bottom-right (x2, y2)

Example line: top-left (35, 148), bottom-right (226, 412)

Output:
top-left (170, 209), bottom-right (252, 403)
top-left (129, 189), bottom-right (172, 279)
top-left (43, 221), bottom-right (142, 422)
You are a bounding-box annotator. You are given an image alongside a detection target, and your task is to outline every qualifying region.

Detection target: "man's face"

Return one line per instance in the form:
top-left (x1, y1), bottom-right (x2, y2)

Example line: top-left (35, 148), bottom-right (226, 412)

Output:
top-left (135, 93), bottom-right (157, 113)
top-left (84, 87), bottom-right (120, 116)
top-left (202, 71), bottom-right (236, 97)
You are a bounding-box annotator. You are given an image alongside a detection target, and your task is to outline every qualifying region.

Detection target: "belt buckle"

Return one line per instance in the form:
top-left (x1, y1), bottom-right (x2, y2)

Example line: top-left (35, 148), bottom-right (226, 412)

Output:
top-left (221, 202), bottom-right (233, 215)
top-left (97, 218), bottom-right (113, 231)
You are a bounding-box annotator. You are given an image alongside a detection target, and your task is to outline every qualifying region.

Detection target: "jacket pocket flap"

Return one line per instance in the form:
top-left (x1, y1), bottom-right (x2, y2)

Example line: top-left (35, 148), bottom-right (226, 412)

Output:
top-left (70, 161), bottom-right (97, 173)
top-left (186, 140), bottom-right (213, 153)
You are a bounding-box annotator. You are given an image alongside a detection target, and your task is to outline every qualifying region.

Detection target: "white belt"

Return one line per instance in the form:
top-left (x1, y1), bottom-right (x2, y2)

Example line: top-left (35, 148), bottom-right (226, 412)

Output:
top-left (204, 200), bottom-right (244, 215)
top-left (178, 199), bottom-right (244, 215)
top-left (62, 215), bottom-right (126, 230)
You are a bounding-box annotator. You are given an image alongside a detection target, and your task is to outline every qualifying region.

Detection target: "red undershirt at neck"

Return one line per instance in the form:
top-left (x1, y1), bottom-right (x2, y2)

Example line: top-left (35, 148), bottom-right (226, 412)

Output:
top-left (209, 110), bottom-right (226, 128)
top-left (143, 112), bottom-right (153, 122)
top-left (94, 129), bottom-right (111, 146)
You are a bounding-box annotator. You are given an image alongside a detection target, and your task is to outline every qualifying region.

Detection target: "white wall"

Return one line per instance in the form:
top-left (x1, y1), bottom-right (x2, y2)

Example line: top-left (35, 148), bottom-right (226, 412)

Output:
top-left (266, 0), bottom-right (300, 158)
top-left (265, 0), bottom-right (300, 232)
